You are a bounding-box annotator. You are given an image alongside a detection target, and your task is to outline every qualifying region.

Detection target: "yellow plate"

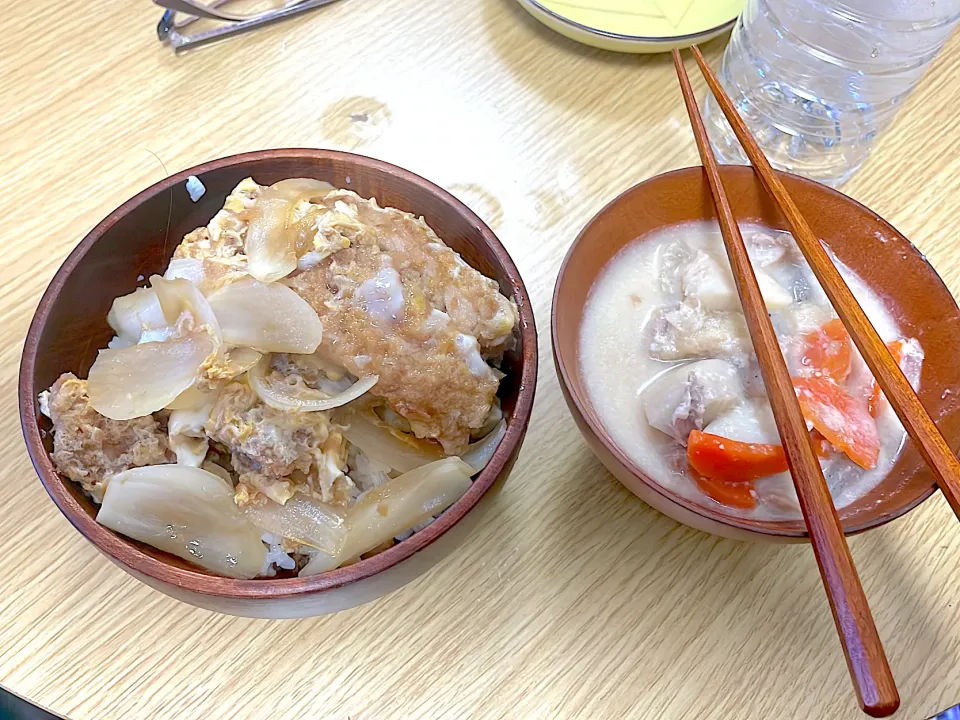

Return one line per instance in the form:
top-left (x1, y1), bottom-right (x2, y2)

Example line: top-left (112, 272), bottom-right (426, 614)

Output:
top-left (517, 0), bottom-right (744, 53)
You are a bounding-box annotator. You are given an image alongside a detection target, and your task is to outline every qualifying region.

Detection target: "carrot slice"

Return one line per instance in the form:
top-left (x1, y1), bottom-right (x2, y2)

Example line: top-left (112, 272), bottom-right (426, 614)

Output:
top-left (793, 376), bottom-right (880, 470)
top-left (868, 340), bottom-right (905, 417)
top-left (800, 318), bottom-right (851, 382)
top-left (687, 430), bottom-right (788, 482)
top-left (692, 473), bottom-right (757, 509)
top-left (810, 429), bottom-right (837, 459)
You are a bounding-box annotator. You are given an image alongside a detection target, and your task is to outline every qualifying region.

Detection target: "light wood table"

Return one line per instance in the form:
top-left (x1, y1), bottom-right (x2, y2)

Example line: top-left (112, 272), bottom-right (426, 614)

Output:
top-left (2, 2), bottom-right (959, 718)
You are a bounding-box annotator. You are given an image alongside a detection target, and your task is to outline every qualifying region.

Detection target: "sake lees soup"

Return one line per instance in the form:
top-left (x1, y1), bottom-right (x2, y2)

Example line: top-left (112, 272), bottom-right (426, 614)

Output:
top-left (579, 222), bottom-right (922, 520)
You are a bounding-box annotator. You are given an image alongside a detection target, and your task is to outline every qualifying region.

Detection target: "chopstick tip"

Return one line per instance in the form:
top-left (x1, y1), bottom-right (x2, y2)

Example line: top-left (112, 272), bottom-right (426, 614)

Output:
top-left (862, 695), bottom-right (900, 718)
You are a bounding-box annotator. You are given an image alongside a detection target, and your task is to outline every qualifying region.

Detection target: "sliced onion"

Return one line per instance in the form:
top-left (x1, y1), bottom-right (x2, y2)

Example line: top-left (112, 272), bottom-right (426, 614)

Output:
top-left (207, 277), bottom-right (323, 354)
top-left (474, 402), bottom-right (503, 439)
top-left (151, 275), bottom-right (222, 344)
top-left (243, 494), bottom-right (347, 554)
top-left (97, 465), bottom-right (266, 579)
top-left (163, 258), bottom-right (205, 286)
top-left (165, 384), bottom-right (218, 411)
top-left (294, 351), bottom-right (349, 381)
top-left (201, 461), bottom-right (234, 486)
top-left (245, 194), bottom-right (296, 282)
top-left (247, 355), bottom-right (377, 412)
top-left (168, 388), bottom-right (219, 466)
top-left (460, 419), bottom-right (506, 473)
top-left (88, 332), bottom-right (217, 420)
top-left (299, 457), bottom-right (473, 576)
top-left (222, 346), bottom-right (262, 377)
top-left (269, 178), bottom-right (335, 204)
top-left (340, 409), bottom-right (442, 473)
top-left (107, 287), bottom-right (167, 345)
top-left (170, 434), bottom-right (208, 466)
top-left (169, 384), bottom-right (220, 416)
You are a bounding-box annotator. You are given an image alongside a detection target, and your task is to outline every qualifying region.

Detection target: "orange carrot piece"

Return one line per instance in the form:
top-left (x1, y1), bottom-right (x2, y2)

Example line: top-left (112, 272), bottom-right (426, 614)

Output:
top-left (793, 376), bottom-right (880, 470)
top-left (687, 430), bottom-right (788, 482)
top-left (810, 429), bottom-right (838, 459)
top-left (693, 473), bottom-right (758, 509)
top-left (800, 318), bottom-right (852, 382)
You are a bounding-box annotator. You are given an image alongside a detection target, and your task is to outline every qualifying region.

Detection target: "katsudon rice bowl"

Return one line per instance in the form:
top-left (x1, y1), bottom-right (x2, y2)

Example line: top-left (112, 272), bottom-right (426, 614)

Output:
top-left (21, 151), bottom-right (537, 617)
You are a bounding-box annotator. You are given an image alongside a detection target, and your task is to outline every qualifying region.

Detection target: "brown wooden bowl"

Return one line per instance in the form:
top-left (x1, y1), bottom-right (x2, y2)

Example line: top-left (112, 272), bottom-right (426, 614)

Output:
top-left (20, 149), bottom-right (537, 617)
top-left (553, 165), bottom-right (960, 540)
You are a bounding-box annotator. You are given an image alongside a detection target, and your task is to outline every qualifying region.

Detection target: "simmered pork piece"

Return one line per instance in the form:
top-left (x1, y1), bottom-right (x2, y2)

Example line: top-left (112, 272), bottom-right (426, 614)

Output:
top-left (649, 303), bottom-right (751, 361)
top-left (319, 191), bottom-right (517, 350)
top-left (39, 373), bottom-right (172, 501)
top-left (744, 230), bottom-right (788, 268)
top-left (171, 180), bottom-right (517, 454)
top-left (205, 381), bottom-right (353, 506)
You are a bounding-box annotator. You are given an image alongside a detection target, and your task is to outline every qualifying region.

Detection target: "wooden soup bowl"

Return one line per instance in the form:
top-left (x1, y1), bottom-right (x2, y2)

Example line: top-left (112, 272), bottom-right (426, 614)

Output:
top-left (553, 166), bottom-right (960, 540)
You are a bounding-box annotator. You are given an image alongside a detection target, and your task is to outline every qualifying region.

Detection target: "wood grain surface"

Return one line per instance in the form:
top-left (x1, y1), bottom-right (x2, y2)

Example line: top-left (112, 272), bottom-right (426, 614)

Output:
top-left (1, 1), bottom-right (959, 718)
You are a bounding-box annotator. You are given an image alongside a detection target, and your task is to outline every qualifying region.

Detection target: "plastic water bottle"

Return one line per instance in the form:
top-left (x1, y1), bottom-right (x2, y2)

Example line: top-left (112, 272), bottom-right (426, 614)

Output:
top-left (703, 0), bottom-right (960, 187)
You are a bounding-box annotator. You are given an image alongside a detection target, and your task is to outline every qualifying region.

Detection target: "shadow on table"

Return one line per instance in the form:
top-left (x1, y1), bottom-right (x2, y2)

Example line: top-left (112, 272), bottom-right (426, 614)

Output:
top-left (0, 685), bottom-right (62, 720)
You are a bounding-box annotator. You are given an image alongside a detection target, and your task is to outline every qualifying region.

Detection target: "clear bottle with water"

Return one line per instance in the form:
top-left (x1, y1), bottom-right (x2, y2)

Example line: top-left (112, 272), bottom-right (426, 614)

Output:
top-left (704, 0), bottom-right (960, 187)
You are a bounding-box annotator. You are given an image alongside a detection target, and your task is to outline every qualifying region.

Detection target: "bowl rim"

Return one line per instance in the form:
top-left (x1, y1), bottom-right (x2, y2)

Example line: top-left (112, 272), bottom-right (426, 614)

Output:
top-left (551, 165), bottom-right (940, 538)
top-left (20, 148), bottom-right (538, 598)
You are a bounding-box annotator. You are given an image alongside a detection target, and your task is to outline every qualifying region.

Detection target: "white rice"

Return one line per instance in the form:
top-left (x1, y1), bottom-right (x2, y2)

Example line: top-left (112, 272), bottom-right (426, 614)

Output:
top-left (259, 532), bottom-right (296, 577)
top-left (348, 447), bottom-right (392, 494)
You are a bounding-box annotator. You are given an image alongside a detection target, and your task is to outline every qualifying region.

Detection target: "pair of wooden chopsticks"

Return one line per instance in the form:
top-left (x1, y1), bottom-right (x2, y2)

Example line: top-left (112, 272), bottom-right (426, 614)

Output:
top-left (672, 46), bottom-right (960, 718)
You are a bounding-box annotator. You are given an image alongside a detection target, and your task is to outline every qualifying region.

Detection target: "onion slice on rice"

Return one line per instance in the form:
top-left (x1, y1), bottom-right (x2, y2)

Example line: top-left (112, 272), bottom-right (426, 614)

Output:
top-left (248, 354), bottom-right (378, 412)
top-left (88, 332), bottom-right (217, 420)
top-left (107, 287), bottom-right (168, 346)
top-left (97, 465), bottom-right (266, 579)
top-left (163, 258), bottom-right (205, 287)
top-left (243, 494), bottom-right (348, 554)
top-left (151, 275), bottom-right (222, 344)
top-left (165, 384), bottom-right (219, 411)
top-left (460, 419), bottom-right (507, 474)
top-left (245, 194), bottom-right (296, 282)
top-left (221, 346), bottom-right (262, 377)
top-left (299, 457), bottom-right (473, 576)
top-left (339, 409), bottom-right (443, 473)
top-left (207, 278), bottom-right (323, 354)
top-left (269, 178), bottom-right (335, 204)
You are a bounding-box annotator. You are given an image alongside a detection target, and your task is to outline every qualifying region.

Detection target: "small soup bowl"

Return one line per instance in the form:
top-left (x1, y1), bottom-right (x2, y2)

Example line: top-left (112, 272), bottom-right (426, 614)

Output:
top-left (553, 165), bottom-right (960, 541)
top-left (20, 149), bottom-right (537, 617)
